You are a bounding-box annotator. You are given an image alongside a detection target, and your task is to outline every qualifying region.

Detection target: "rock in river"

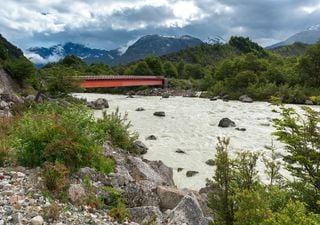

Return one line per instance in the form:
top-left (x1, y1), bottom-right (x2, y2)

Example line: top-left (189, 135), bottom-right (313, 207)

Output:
top-left (154, 111), bottom-right (165, 117)
top-left (136, 107), bottom-right (145, 111)
top-left (146, 135), bottom-right (157, 140)
top-left (186, 171), bottom-right (199, 177)
top-left (239, 95), bottom-right (253, 103)
top-left (218, 118), bottom-right (236, 128)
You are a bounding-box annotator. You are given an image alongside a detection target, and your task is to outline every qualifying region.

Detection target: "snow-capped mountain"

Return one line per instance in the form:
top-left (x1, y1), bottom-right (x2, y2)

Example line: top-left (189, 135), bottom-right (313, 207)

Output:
top-left (27, 34), bottom-right (203, 66)
top-left (268, 24), bottom-right (320, 48)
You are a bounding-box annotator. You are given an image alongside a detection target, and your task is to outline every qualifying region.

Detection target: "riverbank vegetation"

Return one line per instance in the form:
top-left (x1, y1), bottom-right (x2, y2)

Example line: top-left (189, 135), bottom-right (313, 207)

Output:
top-left (208, 104), bottom-right (320, 225)
top-left (33, 36), bottom-right (320, 104)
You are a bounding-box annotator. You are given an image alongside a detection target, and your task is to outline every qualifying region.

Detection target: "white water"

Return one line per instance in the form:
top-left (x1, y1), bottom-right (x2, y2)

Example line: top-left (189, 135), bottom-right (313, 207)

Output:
top-left (73, 93), bottom-right (319, 190)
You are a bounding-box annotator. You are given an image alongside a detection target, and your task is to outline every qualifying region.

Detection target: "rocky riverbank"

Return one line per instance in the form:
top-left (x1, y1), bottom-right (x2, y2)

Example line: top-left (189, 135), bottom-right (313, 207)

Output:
top-left (0, 142), bottom-right (212, 225)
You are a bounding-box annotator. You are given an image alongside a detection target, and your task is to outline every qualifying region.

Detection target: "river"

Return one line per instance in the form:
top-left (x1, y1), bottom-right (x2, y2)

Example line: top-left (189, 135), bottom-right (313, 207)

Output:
top-left (73, 93), bottom-right (316, 190)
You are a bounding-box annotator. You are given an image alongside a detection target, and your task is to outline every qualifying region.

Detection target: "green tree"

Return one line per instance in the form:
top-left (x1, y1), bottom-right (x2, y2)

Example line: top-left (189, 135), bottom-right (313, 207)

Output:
top-left (299, 42), bottom-right (320, 87)
top-left (177, 61), bottom-right (185, 78)
top-left (145, 56), bottom-right (164, 75)
top-left (5, 57), bottom-right (36, 83)
top-left (163, 61), bottom-right (178, 78)
top-left (208, 137), bottom-right (234, 225)
top-left (133, 61), bottom-right (153, 75)
top-left (273, 105), bottom-right (320, 212)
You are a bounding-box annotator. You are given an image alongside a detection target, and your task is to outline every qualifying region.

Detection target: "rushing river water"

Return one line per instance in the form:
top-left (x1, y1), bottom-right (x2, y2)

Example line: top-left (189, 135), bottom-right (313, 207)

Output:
top-left (73, 93), bottom-right (318, 190)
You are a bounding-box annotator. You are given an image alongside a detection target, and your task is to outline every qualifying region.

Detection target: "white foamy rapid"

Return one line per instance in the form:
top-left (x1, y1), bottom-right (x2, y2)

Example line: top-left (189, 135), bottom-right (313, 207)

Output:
top-left (73, 93), bottom-right (319, 190)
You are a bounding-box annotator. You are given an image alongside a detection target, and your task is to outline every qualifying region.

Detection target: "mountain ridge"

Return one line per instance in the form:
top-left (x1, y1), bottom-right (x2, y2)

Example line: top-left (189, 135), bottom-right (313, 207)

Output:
top-left (27, 34), bottom-right (203, 66)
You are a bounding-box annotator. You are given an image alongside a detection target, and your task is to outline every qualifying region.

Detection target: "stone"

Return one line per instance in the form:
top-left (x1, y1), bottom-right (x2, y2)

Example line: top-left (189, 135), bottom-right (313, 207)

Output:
top-left (31, 216), bottom-right (44, 225)
top-left (129, 206), bottom-right (163, 225)
top-left (90, 98), bottom-right (109, 109)
top-left (167, 193), bottom-right (208, 225)
top-left (239, 95), bottom-right (253, 103)
top-left (126, 156), bottom-right (168, 185)
top-left (305, 100), bottom-right (314, 105)
top-left (133, 141), bottom-right (148, 155)
top-left (25, 95), bottom-right (36, 102)
top-left (210, 96), bottom-right (220, 101)
top-left (68, 184), bottom-right (86, 203)
top-left (162, 93), bottom-right (170, 98)
top-left (146, 135), bottom-right (157, 140)
top-left (175, 149), bottom-right (186, 154)
top-left (177, 168), bottom-right (183, 172)
top-left (122, 181), bottom-right (160, 208)
top-left (157, 186), bottom-right (186, 210)
top-left (235, 127), bottom-right (247, 131)
top-left (147, 160), bottom-right (175, 186)
top-left (0, 100), bottom-right (8, 110)
top-left (186, 171), bottom-right (199, 177)
top-left (205, 159), bottom-right (215, 166)
top-left (153, 111), bottom-right (165, 117)
top-left (218, 118), bottom-right (236, 128)
top-left (136, 107), bottom-right (145, 111)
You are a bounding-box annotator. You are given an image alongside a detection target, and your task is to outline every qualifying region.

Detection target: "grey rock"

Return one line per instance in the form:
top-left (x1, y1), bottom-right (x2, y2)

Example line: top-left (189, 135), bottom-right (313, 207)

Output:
top-left (162, 93), bottom-right (170, 98)
top-left (133, 141), bottom-right (148, 155)
top-left (90, 98), bottom-right (109, 109)
top-left (186, 171), bottom-right (199, 177)
top-left (167, 193), bottom-right (208, 225)
top-left (147, 160), bottom-right (175, 186)
top-left (218, 118), bottom-right (236, 128)
top-left (68, 184), bottom-right (86, 203)
top-left (205, 159), bottom-right (215, 166)
top-left (210, 96), bottom-right (220, 101)
top-left (153, 111), bottom-right (165, 117)
top-left (235, 127), bottom-right (247, 131)
top-left (146, 135), bottom-right (157, 140)
top-left (175, 149), bottom-right (186, 154)
top-left (177, 168), bottom-right (183, 172)
top-left (31, 216), bottom-right (44, 225)
top-left (157, 186), bottom-right (186, 210)
top-left (136, 107), bottom-right (145, 111)
top-left (122, 181), bottom-right (160, 208)
top-left (127, 156), bottom-right (168, 185)
top-left (239, 95), bottom-right (253, 103)
top-left (129, 206), bottom-right (163, 225)
top-left (0, 100), bottom-right (8, 110)
top-left (305, 100), bottom-right (314, 105)
top-left (25, 95), bottom-right (36, 102)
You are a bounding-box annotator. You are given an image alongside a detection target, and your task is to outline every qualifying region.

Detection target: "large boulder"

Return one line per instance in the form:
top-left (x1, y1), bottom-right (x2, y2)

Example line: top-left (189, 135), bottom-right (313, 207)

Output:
top-left (239, 95), bottom-right (253, 103)
top-left (147, 160), bottom-right (175, 186)
top-left (89, 98), bottom-right (109, 109)
top-left (0, 100), bottom-right (8, 110)
top-left (157, 186), bottom-right (185, 210)
top-left (218, 118), bottom-right (236, 128)
top-left (133, 141), bottom-right (148, 155)
top-left (126, 156), bottom-right (169, 185)
top-left (68, 184), bottom-right (86, 203)
top-left (129, 206), bottom-right (163, 225)
top-left (167, 193), bottom-right (208, 225)
top-left (122, 180), bottom-right (160, 208)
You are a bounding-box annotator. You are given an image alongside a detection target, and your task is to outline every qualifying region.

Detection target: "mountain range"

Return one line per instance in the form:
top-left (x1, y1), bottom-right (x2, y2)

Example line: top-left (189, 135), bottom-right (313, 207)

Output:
top-left (28, 35), bottom-right (203, 66)
top-left (268, 25), bottom-right (320, 48)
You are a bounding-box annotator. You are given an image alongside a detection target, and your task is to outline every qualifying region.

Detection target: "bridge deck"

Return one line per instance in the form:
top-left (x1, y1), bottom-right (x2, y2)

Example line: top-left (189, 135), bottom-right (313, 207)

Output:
top-left (79, 75), bottom-right (166, 88)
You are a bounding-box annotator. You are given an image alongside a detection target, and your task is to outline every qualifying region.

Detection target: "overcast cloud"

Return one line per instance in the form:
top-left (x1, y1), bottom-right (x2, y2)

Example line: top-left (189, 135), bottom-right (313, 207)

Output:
top-left (0, 0), bottom-right (320, 50)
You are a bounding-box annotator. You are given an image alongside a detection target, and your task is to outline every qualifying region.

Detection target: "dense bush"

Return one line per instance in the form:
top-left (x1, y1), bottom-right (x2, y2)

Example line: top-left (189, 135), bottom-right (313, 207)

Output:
top-left (8, 103), bottom-right (136, 173)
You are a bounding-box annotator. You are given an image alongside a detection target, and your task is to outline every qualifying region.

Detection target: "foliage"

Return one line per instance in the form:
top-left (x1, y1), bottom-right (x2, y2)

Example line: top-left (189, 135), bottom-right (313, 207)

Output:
top-left (94, 109), bottom-right (138, 153)
top-left (229, 36), bottom-right (267, 57)
top-left (8, 103), bottom-right (115, 173)
top-left (299, 42), bottom-right (320, 87)
top-left (145, 56), bottom-right (164, 75)
top-left (163, 61), bottom-right (178, 78)
top-left (262, 200), bottom-right (320, 225)
top-left (133, 61), bottom-right (153, 75)
top-left (5, 57), bottom-right (36, 83)
top-left (273, 105), bottom-right (320, 212)
top-left (42, 162), bottom-right (70, 192)
top-left (208, 137), bottom-right (234, 225)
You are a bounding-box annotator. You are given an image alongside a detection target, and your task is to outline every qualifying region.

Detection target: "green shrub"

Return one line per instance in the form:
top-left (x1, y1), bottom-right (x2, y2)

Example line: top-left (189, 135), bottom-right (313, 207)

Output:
top-left (109, 201), bottom-right (131, 223)
top-left (42, 162), bottom-right (70, 192)
top-left (94, 109), bottom-right (138, 153)
top-left (9, 103), bottom-right (115, 173)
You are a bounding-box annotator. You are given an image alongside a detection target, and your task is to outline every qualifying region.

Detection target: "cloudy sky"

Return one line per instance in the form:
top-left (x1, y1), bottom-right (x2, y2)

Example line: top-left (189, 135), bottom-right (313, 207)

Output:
top-left (1, 0), bottom-right (320, 50)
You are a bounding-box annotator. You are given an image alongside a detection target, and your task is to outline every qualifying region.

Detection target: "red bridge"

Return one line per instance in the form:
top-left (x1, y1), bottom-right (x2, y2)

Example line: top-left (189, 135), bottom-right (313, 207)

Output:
top-left (79, 75), bottom-right (167, 89)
